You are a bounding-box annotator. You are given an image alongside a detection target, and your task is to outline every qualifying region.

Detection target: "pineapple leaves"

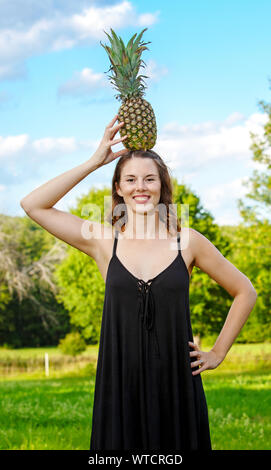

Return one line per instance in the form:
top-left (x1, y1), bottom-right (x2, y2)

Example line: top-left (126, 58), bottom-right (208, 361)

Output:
top-left (101, 27), bottom-right (151, 100)
top-left (132, 28), bottom-right (150, 51)
top-left (101, 30), bottom-right (114, 46)
top-left (127, 32), bottom-right (138, 49)
top-left (109, 28), bottom-right (122, 53)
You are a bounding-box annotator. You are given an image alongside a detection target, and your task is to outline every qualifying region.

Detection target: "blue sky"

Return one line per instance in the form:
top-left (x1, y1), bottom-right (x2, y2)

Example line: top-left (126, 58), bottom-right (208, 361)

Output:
top-left (0, 0), bottom-right (270, 225)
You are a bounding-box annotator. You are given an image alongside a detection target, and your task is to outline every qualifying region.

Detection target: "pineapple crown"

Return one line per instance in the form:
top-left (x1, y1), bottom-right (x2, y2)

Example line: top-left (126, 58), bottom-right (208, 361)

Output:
top-left (100, 28), bottom-right (151, 102)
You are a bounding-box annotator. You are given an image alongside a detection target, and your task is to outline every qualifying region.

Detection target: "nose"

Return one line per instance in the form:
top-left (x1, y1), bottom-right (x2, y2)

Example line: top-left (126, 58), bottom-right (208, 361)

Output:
top-left (135, 178), bottom-right (147, 190)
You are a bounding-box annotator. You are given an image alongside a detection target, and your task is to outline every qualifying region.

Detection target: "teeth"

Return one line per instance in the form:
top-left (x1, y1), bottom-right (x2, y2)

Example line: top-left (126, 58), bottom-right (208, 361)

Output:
top-left (134, 197), bottom-right (149, 200)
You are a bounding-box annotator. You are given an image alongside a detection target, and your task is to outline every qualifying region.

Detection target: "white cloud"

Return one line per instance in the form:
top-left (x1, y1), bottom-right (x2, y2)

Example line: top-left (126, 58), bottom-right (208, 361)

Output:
top-left (0, 134), bottom-right (97, 163)
top-left (140, 59), bottom-right (168, 83)
top-left (187, 176), bottom-right (253, 226)
top-left (0, 1), bottom-right (159, 81)
top-left (32, 137), bottom-right (78, 153)
top-left (138, 12), bottom-right (160, 26)
top-left (70, 1), bottom-right (134, 40)
top-left (214, 208), bottom-right (242, 226)
top-left (0, 134), bottom-right (29, 158)
top-left (201, 177), bottom-right (249, 211)
top-left (223, 111), bottom-right (246, 126)
top-left (0, 111), bottom-right (267, 165)
top-left (58, 67), bottom-right (109, 96)
top-left (247, 159), bottom-right (269, 170)
top-left (155, 112), bottom-right (269, 170)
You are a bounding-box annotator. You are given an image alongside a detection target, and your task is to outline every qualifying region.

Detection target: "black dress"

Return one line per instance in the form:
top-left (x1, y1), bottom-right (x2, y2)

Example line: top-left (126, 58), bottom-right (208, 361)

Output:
top-left (90, 229), bottom-right (212, 450)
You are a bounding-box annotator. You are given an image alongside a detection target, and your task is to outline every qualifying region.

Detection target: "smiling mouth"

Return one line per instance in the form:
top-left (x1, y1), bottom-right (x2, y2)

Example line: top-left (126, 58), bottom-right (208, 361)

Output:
top-left (133, 196), bottom-right (151, 203)
top-left (133, 196), bottom-right (150, 204)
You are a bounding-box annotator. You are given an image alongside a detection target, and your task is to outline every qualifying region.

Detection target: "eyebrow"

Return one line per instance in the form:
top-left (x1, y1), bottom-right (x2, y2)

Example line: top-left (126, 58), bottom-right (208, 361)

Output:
top-left (123, 174), bottom-right (158, 177)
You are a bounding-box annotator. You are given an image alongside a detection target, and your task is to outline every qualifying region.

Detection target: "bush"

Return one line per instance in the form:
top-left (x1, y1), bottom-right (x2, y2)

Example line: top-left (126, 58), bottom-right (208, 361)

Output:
top-left (58, 332), bottom-right (87, 356)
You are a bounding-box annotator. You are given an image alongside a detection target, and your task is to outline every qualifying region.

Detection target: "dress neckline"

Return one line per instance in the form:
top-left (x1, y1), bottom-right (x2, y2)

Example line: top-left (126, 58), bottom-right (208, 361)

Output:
top-left (114, 252), bottom-right (182, 284)
top-left (110, 229), bottom-right (190, 284)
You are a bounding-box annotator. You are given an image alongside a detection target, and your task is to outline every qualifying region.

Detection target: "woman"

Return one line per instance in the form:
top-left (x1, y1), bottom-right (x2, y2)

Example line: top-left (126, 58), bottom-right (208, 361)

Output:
top-left (20, 115), bottom-right (257, 451)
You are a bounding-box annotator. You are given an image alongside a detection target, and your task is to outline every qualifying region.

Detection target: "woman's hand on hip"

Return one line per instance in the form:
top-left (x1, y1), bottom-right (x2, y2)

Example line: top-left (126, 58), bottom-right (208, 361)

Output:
top-left (188, 341), bottom-right (225, 376)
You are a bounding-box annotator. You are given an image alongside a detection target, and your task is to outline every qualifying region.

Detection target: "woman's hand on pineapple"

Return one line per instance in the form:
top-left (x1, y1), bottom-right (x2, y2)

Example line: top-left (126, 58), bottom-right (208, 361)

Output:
top-left (91, 115), bottom-right (128, 167)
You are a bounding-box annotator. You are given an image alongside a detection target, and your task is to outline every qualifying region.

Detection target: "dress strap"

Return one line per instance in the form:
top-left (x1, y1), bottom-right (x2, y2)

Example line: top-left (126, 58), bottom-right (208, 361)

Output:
top-left (177, 230), bottom-right (181, 254)
top-left (113, 229), bottom-right (119, 257)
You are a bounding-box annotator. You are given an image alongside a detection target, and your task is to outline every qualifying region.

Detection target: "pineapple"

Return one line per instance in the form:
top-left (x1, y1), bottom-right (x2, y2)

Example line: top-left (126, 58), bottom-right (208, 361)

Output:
top-left (100, 28), bottom-right (157, 151)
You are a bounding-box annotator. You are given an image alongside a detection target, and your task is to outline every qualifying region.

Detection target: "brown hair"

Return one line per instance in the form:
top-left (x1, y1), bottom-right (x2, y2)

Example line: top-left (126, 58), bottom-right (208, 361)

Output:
top-left (105, 149), bottom-right (181, 235)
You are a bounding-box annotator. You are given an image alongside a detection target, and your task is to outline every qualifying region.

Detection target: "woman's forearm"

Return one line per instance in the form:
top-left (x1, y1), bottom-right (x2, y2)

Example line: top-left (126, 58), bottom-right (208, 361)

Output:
top-left (20, 155), bottom-right (101, 212)
top-left (211, 289), bottom-right (257, 360)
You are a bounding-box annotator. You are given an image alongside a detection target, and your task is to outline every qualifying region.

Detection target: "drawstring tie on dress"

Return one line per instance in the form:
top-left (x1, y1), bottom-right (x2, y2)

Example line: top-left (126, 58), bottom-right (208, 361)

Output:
top-left (137, 279), bottom-right (160, 358)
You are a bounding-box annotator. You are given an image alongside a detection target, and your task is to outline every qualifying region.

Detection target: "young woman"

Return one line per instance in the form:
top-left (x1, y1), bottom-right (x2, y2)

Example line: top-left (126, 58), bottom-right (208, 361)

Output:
top-left (20, 115), bottom-right (257, 451)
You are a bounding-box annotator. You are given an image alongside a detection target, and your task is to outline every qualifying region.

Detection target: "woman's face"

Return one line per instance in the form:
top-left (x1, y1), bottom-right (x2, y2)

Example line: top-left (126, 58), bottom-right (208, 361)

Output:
top-left (115, 157), bottom-right (161, 213)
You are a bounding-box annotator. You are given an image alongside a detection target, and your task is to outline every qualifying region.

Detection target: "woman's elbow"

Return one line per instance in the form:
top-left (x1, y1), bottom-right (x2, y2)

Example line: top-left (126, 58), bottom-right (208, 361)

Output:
top-left (235, 278), bottom-right (257, 299)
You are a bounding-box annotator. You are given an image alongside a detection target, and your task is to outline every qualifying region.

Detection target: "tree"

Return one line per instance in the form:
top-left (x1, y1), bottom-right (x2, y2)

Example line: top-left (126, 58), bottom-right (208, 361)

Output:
top-left (0, 215), bottom-right (70, 347)
top-left (237, 79), bottom-right (271, 223)
top-left (234, 81), bottom-right (271, 341)
top-left (222, 222), bottom-right (271, 342)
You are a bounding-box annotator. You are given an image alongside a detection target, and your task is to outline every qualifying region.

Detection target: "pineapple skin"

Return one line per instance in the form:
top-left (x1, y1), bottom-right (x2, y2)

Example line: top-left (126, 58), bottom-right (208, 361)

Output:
top-left (118, 97), bottom-right (157, 151)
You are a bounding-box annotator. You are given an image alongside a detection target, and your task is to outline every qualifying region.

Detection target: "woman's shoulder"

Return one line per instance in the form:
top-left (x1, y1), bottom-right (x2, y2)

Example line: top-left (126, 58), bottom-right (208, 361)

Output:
top-left (183, 227), bottom-right (211, 251)
top-left (180, 227), bottom-right (207, 267)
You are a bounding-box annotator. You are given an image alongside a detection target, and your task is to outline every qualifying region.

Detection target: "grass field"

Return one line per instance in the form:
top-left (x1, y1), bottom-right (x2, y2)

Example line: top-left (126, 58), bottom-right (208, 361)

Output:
top-left (0, 341), bottom-right (270, 450)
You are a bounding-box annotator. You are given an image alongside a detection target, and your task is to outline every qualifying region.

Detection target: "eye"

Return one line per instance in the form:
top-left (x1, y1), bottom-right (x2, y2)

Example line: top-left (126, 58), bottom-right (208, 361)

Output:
top-left (126, 178), bottom-right (155, 182)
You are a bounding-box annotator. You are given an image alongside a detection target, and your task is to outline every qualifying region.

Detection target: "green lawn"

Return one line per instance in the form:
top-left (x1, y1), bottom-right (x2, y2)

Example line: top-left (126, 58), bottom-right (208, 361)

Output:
top-left (0, 342), bottom-right (270, 450)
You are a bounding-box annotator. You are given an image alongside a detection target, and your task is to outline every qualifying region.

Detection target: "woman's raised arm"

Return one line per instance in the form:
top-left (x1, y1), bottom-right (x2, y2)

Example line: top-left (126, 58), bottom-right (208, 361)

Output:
top-left (20, 115), bottom-right (127, 259)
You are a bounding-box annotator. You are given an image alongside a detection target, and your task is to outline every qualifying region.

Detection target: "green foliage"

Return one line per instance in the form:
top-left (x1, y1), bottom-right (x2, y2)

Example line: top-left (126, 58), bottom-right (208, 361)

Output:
top-left (54, 247), bottom-right (105, 344)
top-left (234, 82), bottom-right (271, 341)
top-left (222, 221), bottom-right (271, 342)
top-left (237, 79), bottom-right (271, 222)
top-left (58, 332), bottom-right (87, 356)
top-left (245, 94), bottom-right (271, 208)
top-left (0, 214), bottom-right (71, 348)
top-left (69, 185), bottom-right (112, 225)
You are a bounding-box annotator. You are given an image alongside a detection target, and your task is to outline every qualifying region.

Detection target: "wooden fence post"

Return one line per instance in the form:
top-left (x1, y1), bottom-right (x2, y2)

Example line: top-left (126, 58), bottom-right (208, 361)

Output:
top-left (45, 353), bottom-right (49, 377)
